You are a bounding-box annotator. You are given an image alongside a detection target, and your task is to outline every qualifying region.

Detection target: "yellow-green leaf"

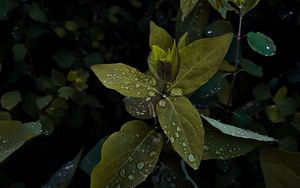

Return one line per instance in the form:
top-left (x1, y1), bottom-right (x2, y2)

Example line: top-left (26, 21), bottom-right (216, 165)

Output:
top-left (91, 63), bottom-right (158, 98)
top-left (242, 0), bottom-right (260, 14)
top-left (172, 33), bottom-right (233, 94)
top-left (178, 32), bottom-right (189, 50)
top-left (265, 105), bottom-right (285, 123)
top-left (260, 147), bottom-right (300, 188)
top-left (1, 91), bottom-right (22, 111)
top-left (156, 96), bottom-right (204, 170)
top-left (180, 0), bottom-right (199, 19)
top-left (149, 21), bottom-right (173, 51)
top-left (273, 86), bottom-right (288, 102)
top-left (91, 120), bottom-right (163, 188)
top-left (0, 120), bottom-right (41, 163)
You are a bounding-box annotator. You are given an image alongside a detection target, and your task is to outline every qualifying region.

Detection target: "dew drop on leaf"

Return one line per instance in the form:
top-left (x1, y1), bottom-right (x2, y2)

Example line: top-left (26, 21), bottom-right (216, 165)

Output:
top-left (137, 162), bottom-right (145, 170)
top-left (188, 154), bottom-right (195, 162)
top-left (158, 99), bottom-right (166, 107)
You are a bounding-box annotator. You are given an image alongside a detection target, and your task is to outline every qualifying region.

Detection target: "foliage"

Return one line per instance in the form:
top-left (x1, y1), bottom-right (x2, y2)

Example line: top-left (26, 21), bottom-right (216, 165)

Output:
top-left (0, 0), bottom-right (300, 187)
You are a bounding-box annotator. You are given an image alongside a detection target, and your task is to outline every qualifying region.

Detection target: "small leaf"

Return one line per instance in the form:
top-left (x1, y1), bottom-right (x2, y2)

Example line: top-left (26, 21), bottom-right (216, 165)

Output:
top-left (0, 0), bottom-right (18, 18)
top-left (201, 115), bottom-right (276, 142)
top-left (91, 120), bottom-right (163, 188)
top-left (172, 33), bottom-right (233, 94)
top-left (80, 137), bottom-right (107, 175)
top-left (52, 51), bottom-right (76, 69)
top-left (260, 147), bottom-right (300, 188)
top-left (156, 96), bottom-right (204, 170)
top-left (242, 0), bottom-right (260, 14)
top-left (149, 21), bottom-right (173, 51)
top-left (12, 43), bottom-right (27, 62)
top-left (265, 105), bottom-right (285, 123)
top-left (247, 32), bottom-right (276, 56)
top-left (180, 0), bottom-right (199, 19)
top-left (252, 83), bottom-right (271, 101)
top-left (58, 87), bottom-right (76, 100)
top-left (64, 21), bottom-right (78, 32)
top-left (42, 149), bottom-right (83, 188)
top-left (123, 96), bottom-right (160, 119)
top-left (91, 63), bottom-right (158, 98)
top-left (273, 86), bottom-right (288, 102)
top-left (203, 125), bottom-right (265, 160)
top-left (51, 70), bottom-right (66, 87)
top-left (178, 32), bottom-right (189, 50)
top-left (0, 120), bottom-right (41, 163)
top-left (204, 20), bottom-right (233, 37)
top-left (84, 52), bottom-right (103, 67)
top-left (207, 0), bottom-right (236, 18)
top-left (241, 58), bottom-right (263, 77)
top-left (24, 3), bottom-right (47, 23)
top-left (36, 95), bottom-right (53, 110)
top-left (1, 91), bottom-right (22, 111)
top-left (275, 97), bottom-right (298, 116)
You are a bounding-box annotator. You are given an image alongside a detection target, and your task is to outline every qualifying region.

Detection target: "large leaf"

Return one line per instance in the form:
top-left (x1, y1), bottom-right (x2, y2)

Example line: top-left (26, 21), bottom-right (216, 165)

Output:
top-left (149, 21), bottom-right (172, 51)
top-left (247, 32), bottom-right (276, 56)
top-left (91, 120), bottom-right (163, 188)
top-left (203, 125), bottom-right (265, 160)
top-left (91, 63), bottom-right (158, 98)
top-left (260, 147), bottom-right (300, 188)
top-left (156, 96), bottom-right (204, 170)
top-left (123, 96), bottom-right (160, 119)
top-left (180, 0), bottom-right (199, 19)
top-left (0, 121), bottom-right (41, 163)
top-left (42, 149), bottom-right (83, 188)
top-left (201, 115), bottom-right (276, 142)
top-left (171, 33), bottom-right (233, 94)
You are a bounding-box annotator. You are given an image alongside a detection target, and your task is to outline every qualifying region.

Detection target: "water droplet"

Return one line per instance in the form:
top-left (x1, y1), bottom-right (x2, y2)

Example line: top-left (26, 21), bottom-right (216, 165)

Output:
top-left (188, 154), bottom-right (195, 162)
top-left (119, 169), bottom-right (126, 177)
top-left (148, 90), bottom-right (155, 97)
top-left (152, 136), bottom-right (161, 143)
top-left (135, 84), bottom-right (140, 88)
top-left (137, 162), bottom-right (145, 170)
top-left (149, 79), bottom-right (157, 86)
top-left (266, 45), bottom-right (270, 50)
top-left (170, 137), bottom-right (175, 143)
top-left (215, 151), bottom-right (221, 155)
top-left (207, 29), bottom-right (212, 34)
top-left (172, 122), bottom-right (176, 125)
top-left (175, 132), bottom-right (180, 138)
top-left (128, 157), bottom-right (133, 161)
top-left (128, 174), bottom-right (134, 181)
top-left (182, 142), bottom-right (187, 147)
top-left (145, 97), bottom-right (151, 102)
top-left (176, 127), bottom-right (181, 131)
top-left (170, 88), bottom-right (183, 97)
top-left (141, 149), bottom-right (145, 153)
top-left (121, 72), bottom-right (126, 75)
top-left (158, 99), bottom-right (166, 107)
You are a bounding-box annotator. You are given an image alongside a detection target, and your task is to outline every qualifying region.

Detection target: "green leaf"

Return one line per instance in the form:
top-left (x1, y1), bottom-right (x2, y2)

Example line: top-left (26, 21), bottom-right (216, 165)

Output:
top-left (201, 115), bottom-right (276, 142)
top-left (12, 43), bottom-right (27, 62)
top-left (51, 70), bottom-right (66, 87)
top-left (275, 97), bottom-right (298, 116)
top-left (123, 96), bottom-right (160, 119)
top-left (180, 0), bottom-right (199, 19)
top-left (176, 0), bottom-right (210, 42)
top-left (52, 51), bottom-right (76, 69)
top-left (172, 33), bottom-right (233, 95)
top-left (156, 96), bottom-right (204, 170)
top-left (58, 86), bottom-right (76, 100)
top-left (204, 20), bottom-right (233, 37)
top-left (260, 147), bottom-right (300, 188)
top-left (241, 58), bottom-right (263, 77)
top-left (24, 3), bottom-right (47, 23)
top-left (207, 0), bottom-right (236, 18)
top-left (36, 95), bottom-right (53, 110)
top-left (242, 0), bottom-right (260, 14)
top-left (0, 0), bottom-right (18, 18)
top-left (1, 91), bottom-right (22, 111)
top-left (279, 136), bottom-right (298, 152)
top-left (42, 149), bottom-right (83, 188)
top-left (80, 137), bottom-right (107, 175)
top-left (91, 120), bottom-right (163, 188)
top-left (149, 21), bottom-right (173, 51)
top-left (203, 125), bottom-right (265, 160)
top-left (252, 83), bottom-right (271, 101)
top-left (265, 105), bottom-right (285, 123)
top-left (91, 63), bottom-right (158, 98)
top-left (247, 32), bottom-right (276, 56)
top-left (273, 86), bottom-right (287, 102)
top-left (0, 120), bottom-right (41, 163)
top-left (178, 32), bottom-right (189, 50)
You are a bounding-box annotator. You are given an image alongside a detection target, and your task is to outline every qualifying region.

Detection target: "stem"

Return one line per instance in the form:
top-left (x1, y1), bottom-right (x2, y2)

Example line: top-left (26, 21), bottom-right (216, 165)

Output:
top-left (227, 12), bottom-right (243, 108)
